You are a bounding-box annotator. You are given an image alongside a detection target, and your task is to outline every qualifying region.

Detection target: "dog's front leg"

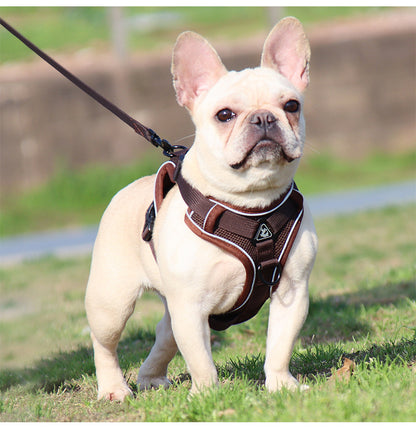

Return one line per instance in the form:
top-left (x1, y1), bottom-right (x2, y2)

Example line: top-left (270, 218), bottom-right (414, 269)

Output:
top-left (168, 297), bottom-right (218, 393)
top-left (264, 277), bottom-right (309, 392)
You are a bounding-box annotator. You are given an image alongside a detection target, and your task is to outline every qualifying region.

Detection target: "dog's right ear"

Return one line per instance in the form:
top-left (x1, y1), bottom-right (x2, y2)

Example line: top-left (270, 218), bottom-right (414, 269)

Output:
top-left (171, 31), bottom-right (227, 110)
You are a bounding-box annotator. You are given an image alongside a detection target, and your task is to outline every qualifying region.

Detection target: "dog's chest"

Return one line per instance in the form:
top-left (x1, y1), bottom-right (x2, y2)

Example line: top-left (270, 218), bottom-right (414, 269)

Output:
top-left (143, 157), bottom-right (304, 331)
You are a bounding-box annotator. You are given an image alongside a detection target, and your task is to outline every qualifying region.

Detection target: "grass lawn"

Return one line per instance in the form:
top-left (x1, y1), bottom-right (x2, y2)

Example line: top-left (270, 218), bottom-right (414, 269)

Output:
top-left (0, 203), bottom-right (415, 421)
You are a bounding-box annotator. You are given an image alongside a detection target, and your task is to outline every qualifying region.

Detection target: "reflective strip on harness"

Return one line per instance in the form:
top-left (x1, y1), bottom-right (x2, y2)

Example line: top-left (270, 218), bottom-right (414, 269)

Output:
top-left (142, 158), bottom-right (304, 331)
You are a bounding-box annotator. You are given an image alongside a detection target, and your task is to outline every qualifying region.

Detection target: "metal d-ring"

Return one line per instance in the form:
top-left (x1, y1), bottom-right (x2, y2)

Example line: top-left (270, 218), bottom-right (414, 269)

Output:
top-left (257, 261), bottom-right (282, 286)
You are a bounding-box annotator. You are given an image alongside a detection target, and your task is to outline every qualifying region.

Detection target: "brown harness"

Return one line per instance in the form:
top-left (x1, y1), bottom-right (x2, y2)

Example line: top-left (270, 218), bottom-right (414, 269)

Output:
top-left (142, 152), bottom-right (304, 331)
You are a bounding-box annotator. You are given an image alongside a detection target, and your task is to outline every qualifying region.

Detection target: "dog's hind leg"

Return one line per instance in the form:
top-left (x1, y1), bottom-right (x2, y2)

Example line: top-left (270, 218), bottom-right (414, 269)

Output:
top-left (137, 296), bottom-right (178, 390)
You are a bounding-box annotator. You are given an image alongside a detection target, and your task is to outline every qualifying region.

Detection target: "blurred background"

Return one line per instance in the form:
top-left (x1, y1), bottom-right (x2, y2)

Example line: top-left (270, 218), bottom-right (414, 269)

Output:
top-left (0, 6), bottom-right (415, 237)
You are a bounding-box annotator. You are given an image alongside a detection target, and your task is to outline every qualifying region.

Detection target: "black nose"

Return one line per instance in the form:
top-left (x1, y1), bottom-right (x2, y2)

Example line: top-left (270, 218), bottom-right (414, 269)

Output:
top-left (249, 110), bottom-right (276, 129)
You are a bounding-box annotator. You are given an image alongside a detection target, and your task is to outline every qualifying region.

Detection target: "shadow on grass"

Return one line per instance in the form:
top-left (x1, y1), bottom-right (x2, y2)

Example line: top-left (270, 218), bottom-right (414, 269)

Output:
top-left (291, 336), bottom-right (416, 382)
top-left (0, 327), bottom-right (156, 394)
top-left (0, 322), bottom-right (231, 395)
top-left (213, 336), bottom-right (416, 386)
top-left (0, 345), bottom-right (95, 393)
top-left (1, 276), bottom-right (414, 394)
top-left (302, 278), bottom-right (416, 344)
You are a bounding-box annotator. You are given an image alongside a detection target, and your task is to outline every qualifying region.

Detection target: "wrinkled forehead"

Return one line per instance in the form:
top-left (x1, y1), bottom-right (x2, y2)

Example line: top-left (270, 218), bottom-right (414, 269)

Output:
top-left (198, 67), bottom-right (301, 112)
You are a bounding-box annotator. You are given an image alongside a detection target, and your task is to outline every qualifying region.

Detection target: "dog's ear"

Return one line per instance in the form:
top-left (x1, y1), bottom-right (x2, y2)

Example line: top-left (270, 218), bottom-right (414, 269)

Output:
top-left (261, 17), bottom-right (311, 92)
top-left (172, 31), bottom-right (228, 110)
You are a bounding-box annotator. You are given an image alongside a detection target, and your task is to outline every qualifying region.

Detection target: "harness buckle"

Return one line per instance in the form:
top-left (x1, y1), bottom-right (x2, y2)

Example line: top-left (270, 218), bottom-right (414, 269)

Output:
top-left (257, 259), bottom-right (282, 286)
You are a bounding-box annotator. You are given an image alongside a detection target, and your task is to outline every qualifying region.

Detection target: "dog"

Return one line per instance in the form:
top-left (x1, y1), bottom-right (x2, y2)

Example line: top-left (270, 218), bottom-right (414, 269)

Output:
top-left (85, 16), bottom-right (318, 401)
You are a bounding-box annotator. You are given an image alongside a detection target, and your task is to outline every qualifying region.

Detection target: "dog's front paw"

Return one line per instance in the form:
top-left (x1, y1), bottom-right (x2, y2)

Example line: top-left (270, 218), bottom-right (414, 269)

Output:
top-left (265, 372), bottom-right (307, 392)
top-left (97, 384), bottom-right (133, 401)
top-left (137, 375), bottom-right (172, 391)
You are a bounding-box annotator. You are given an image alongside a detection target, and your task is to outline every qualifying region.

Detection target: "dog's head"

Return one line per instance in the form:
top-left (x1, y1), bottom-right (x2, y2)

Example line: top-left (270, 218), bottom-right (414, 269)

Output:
top-left (172, 17), bottom-right (310, 207)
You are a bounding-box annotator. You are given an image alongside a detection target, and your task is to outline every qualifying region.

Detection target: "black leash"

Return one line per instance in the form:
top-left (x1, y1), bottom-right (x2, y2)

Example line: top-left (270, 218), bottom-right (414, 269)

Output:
top-left (0, 17), bottom-right (185, 158)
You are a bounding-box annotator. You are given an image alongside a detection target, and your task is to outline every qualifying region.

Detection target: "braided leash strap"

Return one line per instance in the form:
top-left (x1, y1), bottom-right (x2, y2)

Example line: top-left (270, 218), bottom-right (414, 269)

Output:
top-left (0, 17), bottom-right (184, 157)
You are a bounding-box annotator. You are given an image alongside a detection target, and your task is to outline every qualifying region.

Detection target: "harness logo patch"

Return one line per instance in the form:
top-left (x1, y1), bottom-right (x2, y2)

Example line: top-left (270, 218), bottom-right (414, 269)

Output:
top-left (255, 223), bottom-right (273, 242)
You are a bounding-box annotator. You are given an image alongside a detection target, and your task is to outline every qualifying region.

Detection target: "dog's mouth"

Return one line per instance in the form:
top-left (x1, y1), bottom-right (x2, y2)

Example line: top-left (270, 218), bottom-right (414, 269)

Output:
top-left (230, 139), bottom-right (297, 170)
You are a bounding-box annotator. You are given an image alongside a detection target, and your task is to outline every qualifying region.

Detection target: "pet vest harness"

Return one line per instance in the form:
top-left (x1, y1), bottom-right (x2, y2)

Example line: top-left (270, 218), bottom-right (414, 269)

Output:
top-left (142, 151), bottom-right (304, 331)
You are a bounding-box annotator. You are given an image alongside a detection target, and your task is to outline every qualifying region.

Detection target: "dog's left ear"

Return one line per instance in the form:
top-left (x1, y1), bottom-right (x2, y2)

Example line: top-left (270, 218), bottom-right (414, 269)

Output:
top-left (261, 17), bottom-right (311, 92)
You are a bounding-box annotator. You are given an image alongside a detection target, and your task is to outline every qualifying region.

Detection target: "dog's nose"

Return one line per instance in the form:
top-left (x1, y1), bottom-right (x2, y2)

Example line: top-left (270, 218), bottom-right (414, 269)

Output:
top-left (249, 110), bottom-right (276, 129)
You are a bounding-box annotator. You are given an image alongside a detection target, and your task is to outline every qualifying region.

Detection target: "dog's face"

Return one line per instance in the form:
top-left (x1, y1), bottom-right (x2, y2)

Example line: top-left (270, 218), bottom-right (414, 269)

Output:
top-left (172, 17), bottom-right (310, 201)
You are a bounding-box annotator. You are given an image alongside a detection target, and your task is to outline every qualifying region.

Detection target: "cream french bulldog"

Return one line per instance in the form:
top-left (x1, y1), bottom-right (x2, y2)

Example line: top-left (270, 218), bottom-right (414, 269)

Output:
top-left (85, 16), bottom-right (317, 401)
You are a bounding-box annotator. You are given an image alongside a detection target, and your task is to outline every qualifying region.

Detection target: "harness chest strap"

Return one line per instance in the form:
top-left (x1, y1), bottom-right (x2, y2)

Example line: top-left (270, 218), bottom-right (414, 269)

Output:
top-left (142, 157), bottom-right (304, 331)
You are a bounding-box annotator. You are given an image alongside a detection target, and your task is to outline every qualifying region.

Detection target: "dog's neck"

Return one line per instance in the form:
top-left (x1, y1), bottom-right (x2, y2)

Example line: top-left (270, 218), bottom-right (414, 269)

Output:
top-left (180, 147), bottom-right (298, 209)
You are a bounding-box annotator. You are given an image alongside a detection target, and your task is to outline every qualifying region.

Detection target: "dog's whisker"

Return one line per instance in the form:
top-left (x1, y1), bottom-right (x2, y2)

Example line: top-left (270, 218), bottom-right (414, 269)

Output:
top-left (174, 133), bottom-right (196, 144)
top-left (304, 142), bottom-right (321, 155)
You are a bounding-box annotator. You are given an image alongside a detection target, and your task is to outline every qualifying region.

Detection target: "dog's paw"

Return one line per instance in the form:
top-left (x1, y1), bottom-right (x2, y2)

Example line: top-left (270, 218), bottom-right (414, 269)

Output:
top-left (265, 372), bottom-right (307, 393)
top-left (137, 375), bottom-right (172, 391)
top-left (97, 384), bottom-right (133, 402)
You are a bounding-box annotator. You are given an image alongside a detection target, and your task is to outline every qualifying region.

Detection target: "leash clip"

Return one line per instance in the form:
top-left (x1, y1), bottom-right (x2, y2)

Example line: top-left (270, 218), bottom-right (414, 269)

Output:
top-left (163, 144), bottom-right (188, 159)
top-left (148, 129), bottom-right (187, 158)
top-left (148, 128), bottom-right (170, 150)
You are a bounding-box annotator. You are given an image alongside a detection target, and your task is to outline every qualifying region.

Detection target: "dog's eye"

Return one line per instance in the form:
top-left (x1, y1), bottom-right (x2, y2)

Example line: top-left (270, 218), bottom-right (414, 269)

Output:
top-left (284, 100), bottom-right (300, 113)
top-left (216, 108), bottom-right (236, 122)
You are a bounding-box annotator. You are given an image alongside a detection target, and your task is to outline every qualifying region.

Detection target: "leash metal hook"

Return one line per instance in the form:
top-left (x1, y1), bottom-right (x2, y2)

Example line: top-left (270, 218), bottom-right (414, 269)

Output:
top-left (147, 128), bottom-right (187, 158)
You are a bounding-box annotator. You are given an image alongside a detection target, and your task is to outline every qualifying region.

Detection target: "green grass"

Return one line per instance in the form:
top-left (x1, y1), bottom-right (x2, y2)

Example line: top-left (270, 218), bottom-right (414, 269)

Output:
top-left (0, 150), bottom-right (160, 236)
top-left (0, 203), bottom-right (415, 421)
top-left (0, 6), bottom-right (389, 63)
top-left (296, 149), bottom-right (416, 195)
top-left (0, 149), bottom-right (415, 237)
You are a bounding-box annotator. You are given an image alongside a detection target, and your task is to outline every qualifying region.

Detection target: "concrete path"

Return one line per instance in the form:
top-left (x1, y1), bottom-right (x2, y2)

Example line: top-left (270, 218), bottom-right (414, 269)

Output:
top-left (0, 180), bottom-right (415, 266)
top-left (307, 179), bottom-right (416, 217)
